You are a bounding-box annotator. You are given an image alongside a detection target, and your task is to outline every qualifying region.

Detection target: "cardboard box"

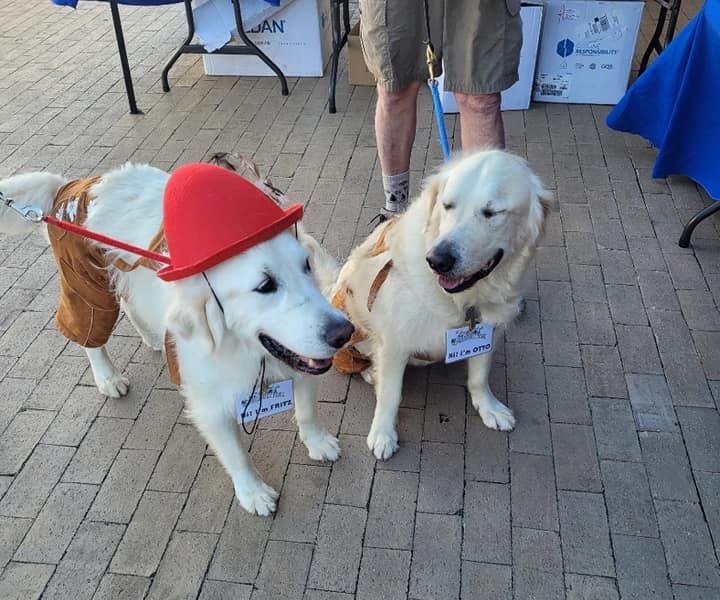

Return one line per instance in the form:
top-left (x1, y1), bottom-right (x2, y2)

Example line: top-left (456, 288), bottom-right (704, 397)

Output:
top-left (533, 0), bottom-right (644, 104)
top-left (202, 0), bottom-right (332, 78)
top-left (347, 22), bottom-right (376, 86)
top-left (438, 3), bottom-right (545, 112)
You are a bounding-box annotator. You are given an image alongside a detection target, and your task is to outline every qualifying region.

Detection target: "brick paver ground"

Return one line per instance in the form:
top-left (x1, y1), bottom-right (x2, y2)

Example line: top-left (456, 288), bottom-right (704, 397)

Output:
top-left (2, 1), bottom-right (720, 598)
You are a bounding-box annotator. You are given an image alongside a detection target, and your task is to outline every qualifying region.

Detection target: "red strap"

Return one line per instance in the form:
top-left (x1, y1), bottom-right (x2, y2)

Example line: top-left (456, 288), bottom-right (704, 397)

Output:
top-left (43, 215), bottom-right (171, 265)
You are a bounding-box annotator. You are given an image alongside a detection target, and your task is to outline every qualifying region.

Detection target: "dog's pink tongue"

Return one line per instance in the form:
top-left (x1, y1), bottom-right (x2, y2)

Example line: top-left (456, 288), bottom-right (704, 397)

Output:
top-left (438, 275), bottom-right (465, 290)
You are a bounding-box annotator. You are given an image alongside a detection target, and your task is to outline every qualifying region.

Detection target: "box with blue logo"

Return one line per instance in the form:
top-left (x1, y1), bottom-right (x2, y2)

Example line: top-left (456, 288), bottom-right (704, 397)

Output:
top-left (533, 0), bottom-right (644, 104)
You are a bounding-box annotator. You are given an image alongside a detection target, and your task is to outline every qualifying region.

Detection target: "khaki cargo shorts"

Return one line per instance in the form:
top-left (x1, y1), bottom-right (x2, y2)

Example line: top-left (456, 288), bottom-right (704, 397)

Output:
top-left (359, 0), bottom-right (523, 94)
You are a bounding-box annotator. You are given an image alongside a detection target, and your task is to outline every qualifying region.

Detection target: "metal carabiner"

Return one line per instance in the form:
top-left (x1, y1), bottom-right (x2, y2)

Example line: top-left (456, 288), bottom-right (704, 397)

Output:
top-left (1, 192), bottom-right (44, 223)
top-left (426, 44), bottom-right (438, 82)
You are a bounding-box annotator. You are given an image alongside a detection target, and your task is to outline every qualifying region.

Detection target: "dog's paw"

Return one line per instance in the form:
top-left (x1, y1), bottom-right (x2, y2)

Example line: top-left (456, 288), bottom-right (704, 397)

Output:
top-left (235, 480), bottom-right (279, 517)
top-left (97, 372), bottom-right (130, 398)
top-left (367, 427), bottom-right (399, 460)
top-left (475, 396), bottom-right (516, 431)
top-left (303, 429), bottom-right (341, 462)
top-left (361, 369), bottom-right (376, 386)
top-left (142, 336), bottom-right (163, 352)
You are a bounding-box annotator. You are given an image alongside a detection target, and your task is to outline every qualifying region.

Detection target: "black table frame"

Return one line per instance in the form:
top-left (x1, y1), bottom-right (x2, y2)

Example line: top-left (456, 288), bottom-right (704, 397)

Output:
top-left (327, 0), bottom-right (350, 113)
top-left (679, 203), bottom-right (720, 248)
top-left (107, 0), bottom-right (288, 115)
top-left (639, 0), bottom-right (683, 75)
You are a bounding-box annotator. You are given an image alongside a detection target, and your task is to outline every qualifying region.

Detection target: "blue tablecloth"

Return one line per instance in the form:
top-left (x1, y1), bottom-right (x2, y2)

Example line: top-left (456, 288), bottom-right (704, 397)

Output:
top-left (51, 0), bottom-right (280, 7)
top-left (51, 0), bottom-right (183, 7)
top-left (607, 0), bottom-right (720, 200)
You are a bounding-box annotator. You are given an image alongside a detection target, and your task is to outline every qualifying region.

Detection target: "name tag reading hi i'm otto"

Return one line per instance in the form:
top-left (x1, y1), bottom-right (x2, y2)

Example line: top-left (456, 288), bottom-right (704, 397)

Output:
top-left (445, 324), bottom-right (494, 364)
top-left (235, 379), bottom-right (294, 423)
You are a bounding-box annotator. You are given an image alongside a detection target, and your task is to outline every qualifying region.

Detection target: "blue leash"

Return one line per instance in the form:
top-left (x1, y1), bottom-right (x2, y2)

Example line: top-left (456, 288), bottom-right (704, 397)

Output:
top-left (428, 79), bottom-right (451, 161)
top-left (423, 0), bottom-right (451, 162)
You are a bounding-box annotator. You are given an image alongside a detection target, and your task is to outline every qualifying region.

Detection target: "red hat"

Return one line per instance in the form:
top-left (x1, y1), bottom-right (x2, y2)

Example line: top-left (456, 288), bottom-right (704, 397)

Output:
top-left (157, 163), bottom-right (303, 282)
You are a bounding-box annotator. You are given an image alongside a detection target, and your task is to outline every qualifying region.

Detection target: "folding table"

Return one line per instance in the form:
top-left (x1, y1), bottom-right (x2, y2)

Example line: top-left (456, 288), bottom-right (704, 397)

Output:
top-left (51, 0), bottom-right (289, 114)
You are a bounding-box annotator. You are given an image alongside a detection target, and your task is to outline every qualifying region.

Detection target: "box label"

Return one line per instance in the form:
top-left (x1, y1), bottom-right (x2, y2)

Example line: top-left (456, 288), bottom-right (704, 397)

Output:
top-left (535, 73), bottom-right (572, 98)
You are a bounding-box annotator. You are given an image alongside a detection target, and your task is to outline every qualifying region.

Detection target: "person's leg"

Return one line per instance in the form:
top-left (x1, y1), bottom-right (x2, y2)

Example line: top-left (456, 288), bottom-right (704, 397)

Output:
top-left (454, 91), bottom-right (505, 150)
top-left (443, 0), bottom-right (522, 152)
top-left (376, 81), bottom-right (422, 213)
top-left (359, 0), bottom-right (438, 213)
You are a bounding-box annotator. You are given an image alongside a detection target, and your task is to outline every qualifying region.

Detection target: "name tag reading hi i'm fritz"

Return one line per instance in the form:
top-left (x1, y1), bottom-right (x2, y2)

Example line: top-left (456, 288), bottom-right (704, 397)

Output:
top-left (235, 379), bottom-right (294, 423)
top-left (445, 324), bottom-right (494, 364)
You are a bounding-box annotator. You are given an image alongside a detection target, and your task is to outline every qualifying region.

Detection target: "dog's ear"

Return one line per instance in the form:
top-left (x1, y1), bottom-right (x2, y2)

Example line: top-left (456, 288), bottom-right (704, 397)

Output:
top-left (166, 283), bottom-right (225, 355)
top-left (528, 173), bottom-right (556, 242)
top-left (423, 172), bottom-right (446, 235)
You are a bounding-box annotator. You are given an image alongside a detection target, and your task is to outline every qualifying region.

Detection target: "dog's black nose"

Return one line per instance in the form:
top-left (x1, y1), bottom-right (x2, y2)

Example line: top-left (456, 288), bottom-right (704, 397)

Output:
top-left (325, 318), bottom-right (354, 349)
top-left (426, 248), bottom-right (456, 274)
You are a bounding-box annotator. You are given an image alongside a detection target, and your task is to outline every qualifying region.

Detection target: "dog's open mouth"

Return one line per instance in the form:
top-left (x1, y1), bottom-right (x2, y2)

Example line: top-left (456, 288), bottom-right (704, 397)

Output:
top-left (437, 249), bottom-right (504, 294)
top-left (259, 334), bottom-right (333, 375)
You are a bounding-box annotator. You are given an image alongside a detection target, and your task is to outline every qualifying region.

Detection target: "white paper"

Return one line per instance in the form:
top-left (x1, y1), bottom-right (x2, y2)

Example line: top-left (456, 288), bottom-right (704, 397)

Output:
top-left (236, 379), bottom-right (294, 424)
top-left (445, 324), bottom-right (494, 364)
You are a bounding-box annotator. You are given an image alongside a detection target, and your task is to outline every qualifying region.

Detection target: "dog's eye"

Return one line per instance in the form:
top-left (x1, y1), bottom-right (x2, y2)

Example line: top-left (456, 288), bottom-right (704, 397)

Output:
top-left (482, 208), bottom-right (496, 219)
top-left (255, 276), bottom-right (277, 294)
top-left (304, 258), bottom-right (312, 274)
top-left (443, 202), bottom-right (455, 210)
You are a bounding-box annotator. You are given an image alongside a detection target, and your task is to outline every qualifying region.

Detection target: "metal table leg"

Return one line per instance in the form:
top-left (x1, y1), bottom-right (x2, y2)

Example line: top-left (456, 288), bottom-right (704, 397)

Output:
top-left (162, 0), bottom-right (288, 96)
top-left (328, 0), bottom-right (350, 114)
top-left (230, 0), bottom-right (288, 95)
top-left (639, 0), bottom-right (682, 76)
top-left (161, 0), bottom-right (195, 92)
top-left (678, 202), bottom-right (720, 248)
top-left (110, 0), bottom-right (141, 114)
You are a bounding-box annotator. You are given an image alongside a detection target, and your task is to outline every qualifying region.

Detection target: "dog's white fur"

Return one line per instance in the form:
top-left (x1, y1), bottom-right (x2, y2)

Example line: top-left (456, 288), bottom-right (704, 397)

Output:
top-left (0, 164), bottom-right (350, 515)
top-left (311, 150), bottom-right (554, 459)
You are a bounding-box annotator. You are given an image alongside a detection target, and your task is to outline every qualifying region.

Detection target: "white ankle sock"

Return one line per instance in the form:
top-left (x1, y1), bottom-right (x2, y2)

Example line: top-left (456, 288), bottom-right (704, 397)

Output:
top-left (382, 171), bottom-right (410, 213)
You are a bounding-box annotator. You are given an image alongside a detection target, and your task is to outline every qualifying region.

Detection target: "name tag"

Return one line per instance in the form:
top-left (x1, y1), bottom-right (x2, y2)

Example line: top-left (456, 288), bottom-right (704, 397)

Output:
top-left (445, 324), bottom-right (494, 364)
top-left (236, 379), bottom-right (294, 424)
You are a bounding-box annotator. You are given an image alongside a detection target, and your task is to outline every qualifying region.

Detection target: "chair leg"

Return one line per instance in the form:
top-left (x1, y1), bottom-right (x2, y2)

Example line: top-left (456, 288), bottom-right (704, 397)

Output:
top-left (109, 0), bottom-right (140, 114)
top-left (679, 202), bottom-right (720, 248)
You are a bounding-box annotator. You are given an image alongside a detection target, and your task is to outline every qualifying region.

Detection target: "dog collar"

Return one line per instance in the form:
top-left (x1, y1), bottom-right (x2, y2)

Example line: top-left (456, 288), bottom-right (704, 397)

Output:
top-left (464, 306), bottom-right (480, 330)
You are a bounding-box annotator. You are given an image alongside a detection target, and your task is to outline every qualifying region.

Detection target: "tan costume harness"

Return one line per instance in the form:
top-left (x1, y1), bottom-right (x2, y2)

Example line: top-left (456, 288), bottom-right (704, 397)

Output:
top-left (48, 177), bottom-right (182, 383)
top-left (331, 219), bottom-right (436, 374)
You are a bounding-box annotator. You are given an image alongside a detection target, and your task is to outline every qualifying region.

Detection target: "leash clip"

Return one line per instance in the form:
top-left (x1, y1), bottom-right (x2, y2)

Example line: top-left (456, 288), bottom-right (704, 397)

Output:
top-left (1, 192), bottom-right (44, 223)
top-left (465, 306), bottom-right (480, 330)
top-left (426, 44), bottom-right (438, 82)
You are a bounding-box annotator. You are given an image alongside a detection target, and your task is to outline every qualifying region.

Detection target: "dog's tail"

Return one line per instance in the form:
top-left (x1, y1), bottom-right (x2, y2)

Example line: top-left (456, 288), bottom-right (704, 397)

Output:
top-left (0, 172), bottom-right (67, 236)
top-left (298, 226), bottom-right (340, 297)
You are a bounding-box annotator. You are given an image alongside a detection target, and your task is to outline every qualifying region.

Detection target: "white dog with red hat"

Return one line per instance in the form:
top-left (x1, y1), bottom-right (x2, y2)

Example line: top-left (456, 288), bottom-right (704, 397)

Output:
top-left (0, 162), bottom-right (354, 516)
